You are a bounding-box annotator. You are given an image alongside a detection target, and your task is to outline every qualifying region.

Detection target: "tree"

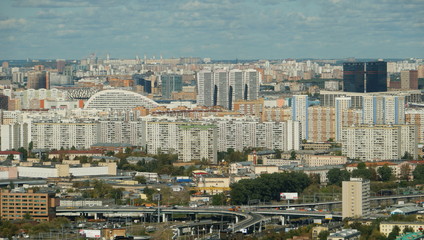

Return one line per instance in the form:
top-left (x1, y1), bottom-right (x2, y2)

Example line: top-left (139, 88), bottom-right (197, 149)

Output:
top-left (211, 193), bottom-right (227, 206)
top-left (230, 172), bottom-right (311, 204)
top-left (23, 212), bottom-right (32, 220)
top-left (327, 168), bottom-right (350, 186)
top-left (275, 149), bottom-right (282, 159)
top-left (125, 147), bottom-right (132, 154)
top-left (402, 152), bottom-right (414, 160)
top-left (387, 225), bottom-right (400, 240)
top-left (400, 164), bottom-right (411, 181)
top-left (289, 150), bottom-right (297, 160)
top-left (318, 231), bottom-right (329, 240)
top-left (6, 154), bottom-right (14, 160)
top-left (413, 164), bottom-right (424, 181)
top-left (377, 164), bottom-right (393, 182)
top-left (134, 176), bottom-right (146, 184)
top-left (17, 147), bottom-right (28, 160)
top-left (352, 162), bottom-right (373, 180)
top-left (28, 141), bottom-right (33, 152)
top-left (403, 226), bottom-right (414, 233)
top-left (70, 146), bottom-right (76, 150)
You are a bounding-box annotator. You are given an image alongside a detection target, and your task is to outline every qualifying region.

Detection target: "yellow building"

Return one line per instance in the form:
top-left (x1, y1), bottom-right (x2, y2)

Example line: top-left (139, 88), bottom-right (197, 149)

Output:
top-left (380, 222), bottom-right (424, 237)
top-left (342, 178), bottom-right (370, 219)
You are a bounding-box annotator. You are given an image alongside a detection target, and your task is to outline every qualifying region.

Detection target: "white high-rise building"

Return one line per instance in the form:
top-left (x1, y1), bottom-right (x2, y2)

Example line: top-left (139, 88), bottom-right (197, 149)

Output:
top-left (1, 123), bottom-right (29, 151)
top-left (215, 70), bottom-right (229, 109)
top-left (286, 120), bottom-right (301, 150)
top-left (177, 124), bottom-right (217, 163)
top-left (362, 96), bottom-right (405, 125)
top-left (292, 95), bottom-right (309, 140)
top-left (342, 124), bottom-right (417, 161)
top-left (197, 70), bottom-right (214, 107)
top-left (31, 121), bottom-right (97, 150)
top-left (335, 97), bottom-right (352, 141)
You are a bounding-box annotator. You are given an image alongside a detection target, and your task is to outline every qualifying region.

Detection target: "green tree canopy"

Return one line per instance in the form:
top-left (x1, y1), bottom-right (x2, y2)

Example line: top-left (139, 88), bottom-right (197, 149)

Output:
top-left (327, 168), bottom-right (350, 186)
top-left (377, 164), bottom-right (393, 182)
top-left (230, 172), bottom-right (311, 204)
top-left (413, 164), bottom-right (424, 181)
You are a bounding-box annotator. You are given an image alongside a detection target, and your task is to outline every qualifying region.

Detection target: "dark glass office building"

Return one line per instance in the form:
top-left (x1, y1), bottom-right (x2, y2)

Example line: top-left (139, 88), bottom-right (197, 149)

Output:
top-left (133, 74), bottom-right (152, 93)
top-left (161, 74), bottom-right (183, 99)
top-left (343, 62), bottom-right (365, 92)
top-left (343, 61), bottom-right (387, 93)
top-left (365, 61), bottom-right (387, 92)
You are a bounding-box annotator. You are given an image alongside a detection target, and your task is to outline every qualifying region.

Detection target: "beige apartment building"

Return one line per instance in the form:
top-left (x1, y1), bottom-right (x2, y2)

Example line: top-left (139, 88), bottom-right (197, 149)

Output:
top-left (342, 178), bottom-right (370, 219)
top-left (380, 222), bottom-right (424, 237)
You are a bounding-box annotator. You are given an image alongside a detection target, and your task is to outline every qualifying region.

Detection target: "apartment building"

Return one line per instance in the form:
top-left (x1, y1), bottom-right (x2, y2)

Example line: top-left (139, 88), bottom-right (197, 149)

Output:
top-left (31, 121), bottom-right (97, 150)
top-left (341, 124), bottom-right (417, 161)
top-left (177, 124), bottom-right (217, 163)
top-left (342, 178), bottom-right (370, 219)
top-left (308, 106), bottom-right (335, 142)
top-left (0, 189), bottom-right (57, 221)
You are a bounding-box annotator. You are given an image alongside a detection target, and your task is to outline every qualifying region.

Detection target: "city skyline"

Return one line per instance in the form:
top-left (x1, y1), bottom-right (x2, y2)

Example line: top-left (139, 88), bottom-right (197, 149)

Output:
top-left (0, 0), bottom-right (423, 60)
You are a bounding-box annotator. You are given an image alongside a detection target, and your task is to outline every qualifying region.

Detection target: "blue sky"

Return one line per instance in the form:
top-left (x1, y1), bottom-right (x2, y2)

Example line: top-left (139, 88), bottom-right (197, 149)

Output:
top-left (0, 0), bottom-right (423, 60)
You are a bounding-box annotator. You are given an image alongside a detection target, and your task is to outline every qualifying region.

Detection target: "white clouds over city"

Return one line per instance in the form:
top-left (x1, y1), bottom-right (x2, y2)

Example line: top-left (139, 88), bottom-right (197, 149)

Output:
top-left (0, 0), bottom-right (423, 59)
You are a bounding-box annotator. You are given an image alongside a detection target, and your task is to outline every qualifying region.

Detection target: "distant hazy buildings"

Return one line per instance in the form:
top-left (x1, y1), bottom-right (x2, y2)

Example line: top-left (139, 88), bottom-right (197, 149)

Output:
top-left (343, 61), bottom-right (387, 93)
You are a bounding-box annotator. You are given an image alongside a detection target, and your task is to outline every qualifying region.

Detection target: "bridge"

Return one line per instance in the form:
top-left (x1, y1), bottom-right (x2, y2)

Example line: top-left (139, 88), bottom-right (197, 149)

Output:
top-left (252, 193), bottom-right (424, 210)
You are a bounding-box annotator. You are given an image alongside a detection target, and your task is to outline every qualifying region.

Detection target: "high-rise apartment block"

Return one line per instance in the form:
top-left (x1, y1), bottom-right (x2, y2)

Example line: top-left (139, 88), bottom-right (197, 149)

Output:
top-left (341, 124), bottom-right (417, 161)
top-left (308, 106), bottom-right (335, 143)
top-left (343, 61), bottom-right (387, 93)
top-left (197, 69), bottom-right (259, 110)
top-left (177, 124), bottom-right (217, 163)
top-left (27, 71), bottom-right (49, 90)
top-left (292, 95), bottom-right (309, 140)
top-left (12, 72), bottom-right (24, 83)
top-left (361, 96), bottom-right (405, 125)
top-left (342, 177), bottom-right (370, 219)
top-left (161, 74), bottom-right (183, 99)
top-left (335, 97), bottom-right (352, 141)
top-left (406, 109), bottom-right (424, 144)
top-left (31, 121), bottom-right (97, 150)
top-left (400, 70), bottom-right (418, 90)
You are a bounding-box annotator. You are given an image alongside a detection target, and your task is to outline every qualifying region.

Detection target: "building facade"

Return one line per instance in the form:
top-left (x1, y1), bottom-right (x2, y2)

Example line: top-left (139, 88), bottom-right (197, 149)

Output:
top-left (342, 124), bottom-right (417, 161)
top-left (0, 189), bottom-right (56, 221)
top-left (342, 178), bottom-right (370, 219)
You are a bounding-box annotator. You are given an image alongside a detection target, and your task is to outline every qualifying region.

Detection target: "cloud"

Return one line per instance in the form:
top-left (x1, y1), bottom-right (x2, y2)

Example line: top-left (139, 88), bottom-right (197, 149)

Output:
top-left (0, 18), bottom-right (27, 29)
top-left (13, 0), bottom-right (121, 8)
top-left (1, 0), bottom-right (423, 59)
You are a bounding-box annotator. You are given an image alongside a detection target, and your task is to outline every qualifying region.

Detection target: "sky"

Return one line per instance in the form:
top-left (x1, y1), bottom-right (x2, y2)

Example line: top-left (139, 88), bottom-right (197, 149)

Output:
top-left (0, 0), bottom-right (423, 60)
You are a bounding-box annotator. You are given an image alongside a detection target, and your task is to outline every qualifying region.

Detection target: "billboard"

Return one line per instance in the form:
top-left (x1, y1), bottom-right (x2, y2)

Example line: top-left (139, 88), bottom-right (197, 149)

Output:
top-left (79, 229), bottom-right (101, 238)
top-left (280, 192), bottom-right (298, 200)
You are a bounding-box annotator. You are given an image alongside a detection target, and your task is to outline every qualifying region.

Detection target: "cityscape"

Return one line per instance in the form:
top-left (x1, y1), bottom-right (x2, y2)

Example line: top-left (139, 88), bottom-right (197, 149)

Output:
top-left (0, 0), bottom-right (424, 240)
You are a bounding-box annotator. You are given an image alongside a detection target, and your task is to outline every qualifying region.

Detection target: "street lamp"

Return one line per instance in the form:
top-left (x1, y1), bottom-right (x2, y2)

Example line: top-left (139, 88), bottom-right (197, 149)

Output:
top-left (155, 189), bottom-right (161, 223)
